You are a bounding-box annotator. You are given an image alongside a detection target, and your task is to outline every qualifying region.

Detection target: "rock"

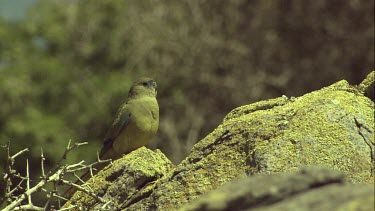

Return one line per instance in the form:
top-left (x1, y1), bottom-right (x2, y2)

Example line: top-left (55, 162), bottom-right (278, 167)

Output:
top-left (251, 183), bottom-right (374, 211)
top-left (179, 166), bottom-right (374, 211)
top-left (62, 147), bottom-right (174, 210)
top-left (151, 76), bottom-right (372, 210)
top-left (63, 72), bottom-right (374, 210)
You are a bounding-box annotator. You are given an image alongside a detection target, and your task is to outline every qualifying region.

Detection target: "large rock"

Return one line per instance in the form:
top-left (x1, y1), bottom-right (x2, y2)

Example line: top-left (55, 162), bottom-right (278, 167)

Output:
top-left (62, 147), bottom-right (174, 210)
top-left (179, 167), bottom-right (374, 211)
top-left (63, 72), bottom-right (374, 210)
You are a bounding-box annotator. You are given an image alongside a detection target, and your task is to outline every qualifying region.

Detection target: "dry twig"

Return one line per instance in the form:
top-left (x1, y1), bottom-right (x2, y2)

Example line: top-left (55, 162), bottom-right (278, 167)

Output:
top-left (1, 140), bottom-right (109, 211)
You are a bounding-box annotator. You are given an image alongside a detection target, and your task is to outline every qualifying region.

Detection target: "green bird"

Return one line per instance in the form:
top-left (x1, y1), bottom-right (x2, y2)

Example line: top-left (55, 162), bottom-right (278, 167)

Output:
top-left (99, 77), bottom-right (159, 160)
top-left (64, 77), bottom-right (159, 198)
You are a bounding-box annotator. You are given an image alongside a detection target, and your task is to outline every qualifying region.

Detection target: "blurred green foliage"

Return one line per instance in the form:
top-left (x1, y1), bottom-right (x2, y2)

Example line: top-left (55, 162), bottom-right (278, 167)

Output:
top-left (0, 0), bottom-right (374, 206)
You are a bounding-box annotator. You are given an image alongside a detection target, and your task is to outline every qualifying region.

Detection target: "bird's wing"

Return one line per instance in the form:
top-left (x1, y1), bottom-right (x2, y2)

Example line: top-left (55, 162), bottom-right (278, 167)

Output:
top-left (99, 106), bottom-right (131, 158)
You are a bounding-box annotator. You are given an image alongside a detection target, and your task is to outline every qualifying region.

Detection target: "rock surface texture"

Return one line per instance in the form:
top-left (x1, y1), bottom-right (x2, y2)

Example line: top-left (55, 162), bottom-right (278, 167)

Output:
top-left (179, 167), bottom-right (374, 211)
top-left (63, 147), bottom-right (174, 210)
top-left (64, 71), bottom-right (374, 210)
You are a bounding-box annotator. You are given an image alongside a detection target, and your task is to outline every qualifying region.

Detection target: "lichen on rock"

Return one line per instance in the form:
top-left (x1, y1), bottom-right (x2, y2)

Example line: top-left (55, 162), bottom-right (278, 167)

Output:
top-left (63, 72), bottom-right (374, 210)
top-left (62, 147), bottom-right (173, 210)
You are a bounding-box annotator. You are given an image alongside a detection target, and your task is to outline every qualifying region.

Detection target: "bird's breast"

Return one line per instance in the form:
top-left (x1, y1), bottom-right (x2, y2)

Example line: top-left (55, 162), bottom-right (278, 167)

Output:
top-left (114, 97), bottom-right (159, 154)
top-left (131, 97), bottom-right (159, 133)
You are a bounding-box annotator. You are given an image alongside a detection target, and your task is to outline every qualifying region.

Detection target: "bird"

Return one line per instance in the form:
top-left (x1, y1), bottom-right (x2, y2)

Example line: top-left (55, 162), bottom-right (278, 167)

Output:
top-left (64, 77), bottom-right (159, 198)
top-left (99, 77), bottom-right (159, 160)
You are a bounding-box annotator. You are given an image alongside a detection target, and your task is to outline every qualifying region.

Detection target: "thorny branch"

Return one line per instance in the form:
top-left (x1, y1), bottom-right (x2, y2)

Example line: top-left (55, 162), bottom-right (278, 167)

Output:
top-left (1, 140), bottom-right (110, 211)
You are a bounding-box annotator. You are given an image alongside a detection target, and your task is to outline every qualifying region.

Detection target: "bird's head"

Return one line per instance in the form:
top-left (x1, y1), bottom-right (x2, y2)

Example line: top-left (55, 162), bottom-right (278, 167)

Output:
top-left (128, 77), bottom-right (157, 98)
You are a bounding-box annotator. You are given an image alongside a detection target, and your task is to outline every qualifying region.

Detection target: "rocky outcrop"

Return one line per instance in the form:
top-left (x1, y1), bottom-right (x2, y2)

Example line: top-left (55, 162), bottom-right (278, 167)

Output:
top-left (179, 167), bottom-right (374, 211)
top-left (62, 147), bottom-right (174, 210)
top-left (63, 71), bottom-right (374, 210)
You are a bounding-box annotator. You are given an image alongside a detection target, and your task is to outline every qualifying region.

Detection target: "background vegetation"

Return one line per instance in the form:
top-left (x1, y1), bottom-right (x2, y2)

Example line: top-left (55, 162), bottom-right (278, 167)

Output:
top-left (0, 0), bottom-right (373, 206)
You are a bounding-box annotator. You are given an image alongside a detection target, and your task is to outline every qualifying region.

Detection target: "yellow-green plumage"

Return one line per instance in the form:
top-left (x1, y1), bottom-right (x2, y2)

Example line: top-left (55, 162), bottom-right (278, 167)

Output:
top-left (100, 76), bottom-right (159, 160)
top-left (64, 77), bottom-right (159, 198)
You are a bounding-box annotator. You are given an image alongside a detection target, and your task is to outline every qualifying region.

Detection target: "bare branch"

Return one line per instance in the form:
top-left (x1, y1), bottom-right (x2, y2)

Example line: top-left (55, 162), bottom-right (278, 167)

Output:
top-left (3, 174), bottom-right (49, 211)
top-left (45, 141), bottom-right (88, 178)
top-left (41, 148), bottom-right (45, 178)
top-left (2, 141), bottom-right (101, 211)
top-left (58, 205), bottom-right (77, 211)
top-left (13, 204), bottom-right (43, 211)
top-left (26, 159), bottom-right (32, 204)
top-left (11, 148), bottom-right (29, 160)
top-left (59, 179), bottom-right (104, 203)
top-left (7, 179), bottom-right (25, 197)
